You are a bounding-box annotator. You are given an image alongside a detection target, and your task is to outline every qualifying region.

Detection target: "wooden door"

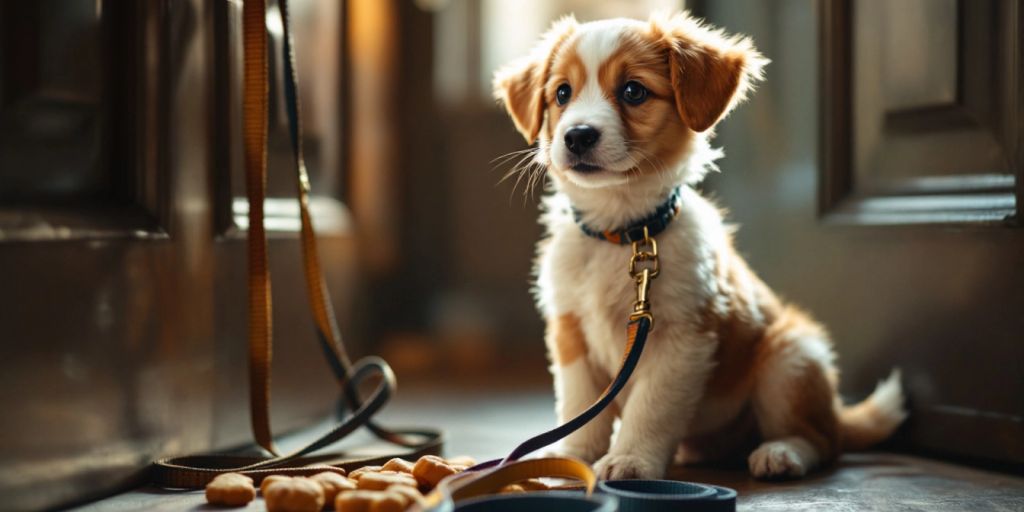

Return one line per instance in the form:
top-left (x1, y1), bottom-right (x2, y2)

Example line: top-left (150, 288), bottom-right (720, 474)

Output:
top-left (0, 1), bottom-right (353, 509)
top-left (695, 0), bottom-right (1022, 467)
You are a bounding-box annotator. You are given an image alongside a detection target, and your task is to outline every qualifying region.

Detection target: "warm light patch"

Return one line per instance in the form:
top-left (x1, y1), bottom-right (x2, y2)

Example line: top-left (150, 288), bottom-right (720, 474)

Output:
top-left (547, 313), bottom-right (588, 366)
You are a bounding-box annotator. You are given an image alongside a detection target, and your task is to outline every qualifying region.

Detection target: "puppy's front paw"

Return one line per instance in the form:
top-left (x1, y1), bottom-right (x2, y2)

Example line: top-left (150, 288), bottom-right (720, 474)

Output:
top-left (594, 453), bottom-right (662, 480)
top-left (747, 441), bottom-right (807, 479)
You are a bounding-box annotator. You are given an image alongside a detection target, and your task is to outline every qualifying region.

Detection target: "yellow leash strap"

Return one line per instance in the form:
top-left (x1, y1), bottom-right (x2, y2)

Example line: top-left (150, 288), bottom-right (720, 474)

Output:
top-left (422, 457), bottom-right (597, 511)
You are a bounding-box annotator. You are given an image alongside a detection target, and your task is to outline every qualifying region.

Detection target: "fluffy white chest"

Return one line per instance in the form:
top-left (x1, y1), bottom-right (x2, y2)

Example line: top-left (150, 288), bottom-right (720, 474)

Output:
top-left (535, 188), bottom-right (726, 380)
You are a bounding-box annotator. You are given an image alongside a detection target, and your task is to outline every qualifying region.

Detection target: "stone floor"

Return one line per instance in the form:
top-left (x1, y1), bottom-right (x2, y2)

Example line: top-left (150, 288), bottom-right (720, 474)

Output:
top-left (74, 388), bottom-right (1024, 511)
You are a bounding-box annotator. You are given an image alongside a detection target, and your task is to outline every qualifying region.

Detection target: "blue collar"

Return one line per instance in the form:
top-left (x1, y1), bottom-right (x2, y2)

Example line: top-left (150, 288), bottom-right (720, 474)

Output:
top-left (573, 188), bottom-right (681, 244)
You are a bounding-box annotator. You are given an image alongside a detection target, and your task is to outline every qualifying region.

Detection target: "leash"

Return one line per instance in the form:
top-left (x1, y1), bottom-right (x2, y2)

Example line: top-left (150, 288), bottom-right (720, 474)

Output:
top-left (422, 229), bottom-right (736, 510)
top-left (152, 0), bottom-right (441, 488)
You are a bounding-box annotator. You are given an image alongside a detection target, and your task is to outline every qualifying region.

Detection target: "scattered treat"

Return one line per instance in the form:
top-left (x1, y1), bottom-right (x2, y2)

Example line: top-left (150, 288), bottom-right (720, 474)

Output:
top-left (311, 471), bottom-right (357, 505)
top-left (335, 489), bottom-right (410, 512)
top-left (260, 474), bottom-right (292, 496)
top-left (446, 455), bottom-right (476, 467)
top-left (381, 458), bottom-right (415, 474)
top-left (412, 455), bottom-right (458, 489)
top-left (335, 490), bottom-right (376, 512)
top-left (348, 465), bottom-right (383, 482)
top-left (386, 484), bottom-right (425, 508)
top-left (500, 484), bottom-right (525, 494)
top-left (205, 472), bottom-right (256, 507)
top-left (264, 477), bottom-right (326, 512)
top-left (357, 471), bottom-right (418, 491)
top-left (245, 457), bottom-right (479, 511)
top-left (369, 491), bottom-right (407, 512)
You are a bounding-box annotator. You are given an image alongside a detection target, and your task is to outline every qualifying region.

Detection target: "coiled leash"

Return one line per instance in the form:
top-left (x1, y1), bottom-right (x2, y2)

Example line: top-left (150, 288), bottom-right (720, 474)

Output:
top-left (421, 228), bottom-right (737, 511)
top-left (152, 0), bottom-right (441, 488)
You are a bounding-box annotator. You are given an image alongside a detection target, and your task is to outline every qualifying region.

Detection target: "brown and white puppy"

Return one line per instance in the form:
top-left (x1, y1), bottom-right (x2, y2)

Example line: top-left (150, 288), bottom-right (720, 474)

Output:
top-left (493, 13), bottom-right (906, 480)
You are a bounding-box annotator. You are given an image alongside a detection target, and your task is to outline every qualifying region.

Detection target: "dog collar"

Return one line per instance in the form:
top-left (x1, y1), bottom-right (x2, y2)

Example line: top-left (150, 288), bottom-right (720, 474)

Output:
top-left (573, 188), bottom-right (681, 245)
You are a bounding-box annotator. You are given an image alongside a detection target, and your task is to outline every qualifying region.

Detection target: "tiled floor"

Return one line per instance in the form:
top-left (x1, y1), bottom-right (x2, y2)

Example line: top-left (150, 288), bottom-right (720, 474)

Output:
top-left (75, 388), bottom-right (1024, 511)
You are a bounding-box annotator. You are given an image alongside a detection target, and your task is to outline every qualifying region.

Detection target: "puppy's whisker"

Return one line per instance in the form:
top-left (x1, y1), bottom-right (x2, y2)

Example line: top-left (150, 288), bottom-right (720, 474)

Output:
top-left (523, 162), bottom-right (547, 204)
top-left (503, 157), bottom-right (533, 201)
top-left (490, 147), bottom-right (538, 166)
top-left (500, 156), bottom-right (532, 183)
top-left (498, 150), bottom-right (539, 186)
top-left (499, 150), bottom-right (545, 204)
top-left (627, 145), bottom-right (669, 177)
top-left (509, 167), bottom-right (528, 204)
top-left (533, 166), bottom-right (548, 199)
top-left (496, 149), bottom-right (538, 178)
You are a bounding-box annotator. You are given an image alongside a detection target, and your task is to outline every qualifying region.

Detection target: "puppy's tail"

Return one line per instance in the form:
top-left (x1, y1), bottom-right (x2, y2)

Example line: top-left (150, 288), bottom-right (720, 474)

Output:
top-left (839, 369), bottom-right (907, 451)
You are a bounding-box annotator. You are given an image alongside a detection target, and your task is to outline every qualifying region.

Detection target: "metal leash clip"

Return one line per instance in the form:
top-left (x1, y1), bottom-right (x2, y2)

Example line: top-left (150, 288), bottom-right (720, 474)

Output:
top-left (628, 226), bottom-right (659, 329)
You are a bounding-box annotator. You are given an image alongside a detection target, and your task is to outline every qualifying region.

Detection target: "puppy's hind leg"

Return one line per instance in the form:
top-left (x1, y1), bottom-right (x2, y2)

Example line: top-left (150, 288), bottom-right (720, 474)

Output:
top-left (748, 314), bottom-right (840, 479)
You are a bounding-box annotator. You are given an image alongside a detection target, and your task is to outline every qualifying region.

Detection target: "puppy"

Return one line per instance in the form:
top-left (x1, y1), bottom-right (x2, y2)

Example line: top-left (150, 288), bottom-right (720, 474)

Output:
top-left (493, 13), bottom-right (906, 480)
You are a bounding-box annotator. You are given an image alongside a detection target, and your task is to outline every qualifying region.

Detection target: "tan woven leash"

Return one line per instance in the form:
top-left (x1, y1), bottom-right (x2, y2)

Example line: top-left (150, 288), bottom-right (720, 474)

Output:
top-left (151, 0), bottom-right (441, 488)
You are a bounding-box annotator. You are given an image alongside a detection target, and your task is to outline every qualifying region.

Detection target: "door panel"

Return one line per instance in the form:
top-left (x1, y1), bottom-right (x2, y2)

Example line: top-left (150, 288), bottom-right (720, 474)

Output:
top-left (853, 0), bottom-right (1015, 193)
top-left (696, 0), bottom-right (1023, 466)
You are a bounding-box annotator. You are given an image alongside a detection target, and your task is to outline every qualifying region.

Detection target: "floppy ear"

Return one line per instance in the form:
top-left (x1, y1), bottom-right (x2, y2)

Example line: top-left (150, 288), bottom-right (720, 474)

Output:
top-left (493, 16), bottom-right (577, 144)
top-left (663, 15), bottom-right (767, 132)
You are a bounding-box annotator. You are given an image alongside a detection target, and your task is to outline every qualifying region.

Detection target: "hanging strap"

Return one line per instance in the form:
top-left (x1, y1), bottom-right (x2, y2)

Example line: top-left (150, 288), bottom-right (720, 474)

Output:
top-left (276, 0), bottom-right (429, 450)
top-left (242, 0), bottom-right (275, 457)
top-left (151, 0), bottom-right (440, 488)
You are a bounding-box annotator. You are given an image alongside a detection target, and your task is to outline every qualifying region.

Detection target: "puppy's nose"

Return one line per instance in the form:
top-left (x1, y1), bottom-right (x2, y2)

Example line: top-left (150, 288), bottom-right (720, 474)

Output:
top-left (564, 125), bottom-right (601, 155)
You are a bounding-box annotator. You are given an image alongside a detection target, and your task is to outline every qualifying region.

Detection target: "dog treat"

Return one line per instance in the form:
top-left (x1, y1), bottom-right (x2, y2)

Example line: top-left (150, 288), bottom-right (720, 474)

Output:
top-left (264, 477), bottom-right (326, 512)
top-left (369, 492), bottom-right (407, 512)
top-left (357, 470), bottom-right (418, 491)
top-left (260, 474), bottom-right (292, 496)
top-left (412, 455), bottom-right (458, 489)
top-left (348, 465), bottom-right (383, 482)
top-left (445, 455), bottom-right (476, 467)
top-left (335, 489), bottom-right (410, 512)
top-left (311, 471), bottom-right (357, 504)
top-left (335, 490), bottom-right (376, 512)
top-left (386, 484), bottom-right (425, 508)
top-left (381, 457), bottom-right (415, 474)
top-left (205, 473), bottom-right (256, 507)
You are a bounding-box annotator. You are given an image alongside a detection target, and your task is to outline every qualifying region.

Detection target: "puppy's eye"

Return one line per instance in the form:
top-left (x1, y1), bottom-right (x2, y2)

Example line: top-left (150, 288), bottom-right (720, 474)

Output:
top-left (556, 83), bottom-right (572, 106)
top-left (621, 81), bottom-right (648, 105)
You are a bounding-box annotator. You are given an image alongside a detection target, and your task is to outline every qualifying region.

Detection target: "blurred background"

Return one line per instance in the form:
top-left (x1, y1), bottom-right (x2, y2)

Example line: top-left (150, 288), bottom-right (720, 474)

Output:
top-left (0, 0), bottom-right (1021, 509)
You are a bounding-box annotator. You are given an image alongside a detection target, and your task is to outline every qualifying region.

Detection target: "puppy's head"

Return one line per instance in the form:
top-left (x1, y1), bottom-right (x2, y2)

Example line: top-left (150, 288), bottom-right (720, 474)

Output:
top-left (494, 13), bottom-right (766, 190)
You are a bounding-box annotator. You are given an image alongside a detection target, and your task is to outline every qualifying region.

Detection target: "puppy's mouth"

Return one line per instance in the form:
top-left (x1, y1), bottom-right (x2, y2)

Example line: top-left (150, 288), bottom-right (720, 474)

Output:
top-left (571, 162), bottom-right (603, 173)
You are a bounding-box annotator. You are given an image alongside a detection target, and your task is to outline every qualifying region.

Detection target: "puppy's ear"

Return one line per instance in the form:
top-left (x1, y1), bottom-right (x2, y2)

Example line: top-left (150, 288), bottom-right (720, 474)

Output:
top-left (659, 13), bottom-right (767, 132)
top-left (493, 16), bottom-right (577, 144)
